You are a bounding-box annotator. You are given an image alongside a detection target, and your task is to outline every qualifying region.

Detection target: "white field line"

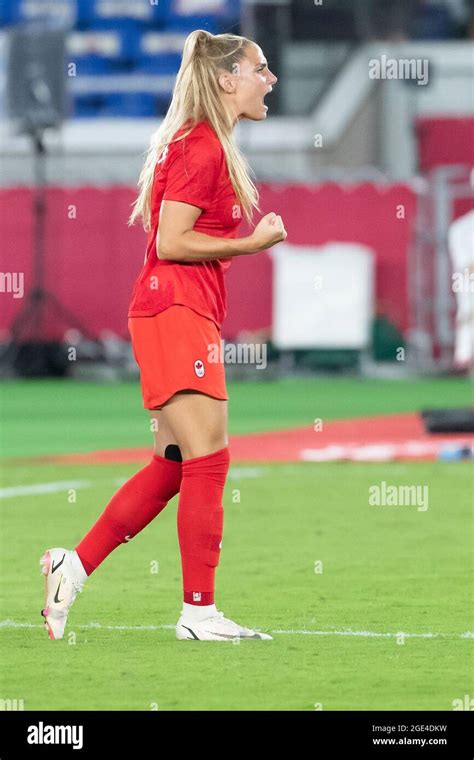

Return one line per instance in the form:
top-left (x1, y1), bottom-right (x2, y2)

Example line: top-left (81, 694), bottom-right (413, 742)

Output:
top-left (1, 468), bottom-right (266, 498)
top-left (0, 481), bottom-right (92, 499)
top-left (227, 467), bottom-right (267, 479)
top-left (0, 620), bottom-right (472, 639)
top-left (0, 474), bottom-right (470, 640)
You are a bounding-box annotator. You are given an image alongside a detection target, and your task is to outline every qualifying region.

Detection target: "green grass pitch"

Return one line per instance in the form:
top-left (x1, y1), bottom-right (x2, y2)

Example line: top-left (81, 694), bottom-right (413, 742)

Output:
top-left (0, 378), bottom-right (472, 710)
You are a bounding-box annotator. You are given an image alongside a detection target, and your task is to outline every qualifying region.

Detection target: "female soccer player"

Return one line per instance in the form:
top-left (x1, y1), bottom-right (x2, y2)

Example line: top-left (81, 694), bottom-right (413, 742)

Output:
top-left (40, 30), bottom-right (286, 641)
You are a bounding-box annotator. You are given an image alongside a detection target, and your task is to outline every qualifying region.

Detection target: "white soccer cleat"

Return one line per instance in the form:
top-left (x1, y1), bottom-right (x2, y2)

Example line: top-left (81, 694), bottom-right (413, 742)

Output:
top-left (176, 610), bottom-right (273, 641)
top-left (40, 548), bottom-right (84, 640)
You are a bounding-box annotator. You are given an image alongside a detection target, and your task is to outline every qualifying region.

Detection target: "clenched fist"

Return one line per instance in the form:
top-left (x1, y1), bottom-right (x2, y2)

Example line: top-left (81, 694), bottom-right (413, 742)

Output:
top-left (250, 212), bottom-right (287, 252)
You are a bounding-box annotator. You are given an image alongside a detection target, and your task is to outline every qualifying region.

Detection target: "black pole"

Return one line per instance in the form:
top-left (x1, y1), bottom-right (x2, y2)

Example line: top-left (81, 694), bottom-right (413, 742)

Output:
top-left (31, 131), bottom-right (47, 337)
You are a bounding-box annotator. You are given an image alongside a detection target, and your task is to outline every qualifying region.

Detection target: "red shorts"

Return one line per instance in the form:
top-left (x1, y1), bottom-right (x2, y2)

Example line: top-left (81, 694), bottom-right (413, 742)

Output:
top-left (128, 305), bottom-right (228, 410)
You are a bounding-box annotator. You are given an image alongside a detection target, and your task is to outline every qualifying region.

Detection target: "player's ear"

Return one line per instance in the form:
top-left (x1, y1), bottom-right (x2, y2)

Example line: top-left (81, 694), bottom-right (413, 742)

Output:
top-left (218, 72), bottom-right (235, 94)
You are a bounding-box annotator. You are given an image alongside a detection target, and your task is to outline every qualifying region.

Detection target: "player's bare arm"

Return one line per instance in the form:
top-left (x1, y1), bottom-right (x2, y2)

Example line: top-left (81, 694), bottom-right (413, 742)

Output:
top-left (157, 201), bottom-right (286, 262)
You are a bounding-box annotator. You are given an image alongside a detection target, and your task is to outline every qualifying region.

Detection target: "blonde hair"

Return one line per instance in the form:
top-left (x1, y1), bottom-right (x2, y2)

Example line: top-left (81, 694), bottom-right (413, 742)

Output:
top-left (129, 29), bottom-right (260, 231)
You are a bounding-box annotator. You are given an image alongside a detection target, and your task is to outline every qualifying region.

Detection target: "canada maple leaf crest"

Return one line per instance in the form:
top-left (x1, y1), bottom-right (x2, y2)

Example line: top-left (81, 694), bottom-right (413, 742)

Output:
top-left (194, 359), bottom-right (205, 377)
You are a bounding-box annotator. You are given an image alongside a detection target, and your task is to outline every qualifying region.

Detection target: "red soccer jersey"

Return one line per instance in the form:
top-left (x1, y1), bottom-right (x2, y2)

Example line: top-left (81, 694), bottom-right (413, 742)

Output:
top-left (128, 120), bottom-right (243, 327)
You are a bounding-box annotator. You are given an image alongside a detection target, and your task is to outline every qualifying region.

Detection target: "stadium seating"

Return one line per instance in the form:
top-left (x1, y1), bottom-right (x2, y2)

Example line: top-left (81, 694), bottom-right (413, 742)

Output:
top-left (9, 0), bottom-right (78, 26)
top-left (136, 31), bottom-right (188, 74)
top-left (0, 0), bottom-right (240, 118)
top-left (77, 0), bottom-right (166, 29)
top-left (0, 0), bottom-right (12, 25)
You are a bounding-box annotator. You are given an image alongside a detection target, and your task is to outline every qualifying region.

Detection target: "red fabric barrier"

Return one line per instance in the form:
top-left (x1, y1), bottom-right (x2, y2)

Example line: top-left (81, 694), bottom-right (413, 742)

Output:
top-left (415, 117), bottom-right (474, 170)
top-left (224, 182), bottom-right (417, 337)
top-left (0, 183), bottom-right (417, 341)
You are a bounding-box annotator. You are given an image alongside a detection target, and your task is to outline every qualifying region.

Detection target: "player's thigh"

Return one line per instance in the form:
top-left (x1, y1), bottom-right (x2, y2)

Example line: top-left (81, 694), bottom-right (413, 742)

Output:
top-left (160, 391), bottom-right (228, 460)
top-left (149, 409), bottom-right (181, 458)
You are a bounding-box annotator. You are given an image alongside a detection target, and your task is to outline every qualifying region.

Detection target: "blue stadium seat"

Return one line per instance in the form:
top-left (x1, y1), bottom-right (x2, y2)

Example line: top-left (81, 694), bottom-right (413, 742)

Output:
top-left (166, 17), bottom-right (219, 33)
top-left (135, 31), bottom-right (186, 75)
top-left (167, 0), bottom-right (237, 31)
top-left (73, 93), bottom-right (107, 118)
top-left (151, 0), bottom-right (173, 25)
top-left (68, 27), bottom-right (141, 67)
top-left (103, 93), bottom-right (162, 117)
top-left (81, 0), bottom-right (164, 29)
top-left (137, 53), bottom-right (181, 75)
top-left (0, 0), bottom-right (13, 25)
top-left (73, 92), bottom-right (166, 118)
top-left (72, 55), bottom-right (119, 76)
top-left (12, 0), bottom-right (78, 27)
top-left (76, 0), bottom-right (96, 26)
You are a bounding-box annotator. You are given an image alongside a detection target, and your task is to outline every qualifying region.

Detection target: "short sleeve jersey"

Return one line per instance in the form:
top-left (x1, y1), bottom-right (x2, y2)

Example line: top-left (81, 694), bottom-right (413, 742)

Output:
top-left (128, 120), bottom-right (243, 327)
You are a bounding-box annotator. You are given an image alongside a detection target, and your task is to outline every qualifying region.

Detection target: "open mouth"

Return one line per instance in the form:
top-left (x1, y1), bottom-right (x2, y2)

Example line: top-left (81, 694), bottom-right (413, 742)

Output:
top-left (262, 100), bottom-right (268, 110)
top-left (262, 88), bottom-right (273, 108)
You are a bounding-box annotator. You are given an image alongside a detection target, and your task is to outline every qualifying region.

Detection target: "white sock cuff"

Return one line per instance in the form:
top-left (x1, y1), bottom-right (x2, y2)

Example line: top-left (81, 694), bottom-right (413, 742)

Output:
top-left (182, 602), bottom-right (217, 622)
top-left (70, 550), bottom-right (88, 584)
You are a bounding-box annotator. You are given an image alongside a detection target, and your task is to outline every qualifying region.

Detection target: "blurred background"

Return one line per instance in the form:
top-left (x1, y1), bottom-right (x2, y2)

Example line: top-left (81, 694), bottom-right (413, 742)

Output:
top-left (1, 2), bottom-right (473, 715)
top-left (0, 0), bottom-right (473, 381)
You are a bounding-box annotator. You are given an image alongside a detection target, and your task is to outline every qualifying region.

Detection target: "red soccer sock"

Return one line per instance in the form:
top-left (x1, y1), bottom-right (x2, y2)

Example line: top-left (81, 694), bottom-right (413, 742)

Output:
top-left (75, 453), bottom-right (182, 575)
top-left (177, 446), bottom-right (230, 606)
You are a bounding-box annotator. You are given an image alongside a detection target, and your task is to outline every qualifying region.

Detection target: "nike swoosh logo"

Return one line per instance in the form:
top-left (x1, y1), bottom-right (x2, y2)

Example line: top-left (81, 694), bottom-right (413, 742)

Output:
top-left (181, 625), bottom-right (199, 640)
top-left (51, 554), bottom-right (66, 574)
top-left (180, 625), bottom-right (259, 640)
top-left (53, 579), bottom-right (64, 604)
